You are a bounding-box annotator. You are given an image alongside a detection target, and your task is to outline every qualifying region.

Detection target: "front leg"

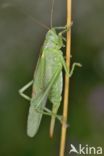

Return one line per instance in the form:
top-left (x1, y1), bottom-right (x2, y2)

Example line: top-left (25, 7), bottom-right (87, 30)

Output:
top-left (60, 54), bottom-right (81, 77)
top-left (19, 80), bottom-right (33, 101)
top-left (58, 22), bottom-right (73, 36)
top-left (69, 63), bottom-right (82, 77)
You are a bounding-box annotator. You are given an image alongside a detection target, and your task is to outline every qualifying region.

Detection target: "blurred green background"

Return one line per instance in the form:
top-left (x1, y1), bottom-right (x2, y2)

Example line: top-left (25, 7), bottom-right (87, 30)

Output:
top-left (0, 0), bottom-right (104, 156)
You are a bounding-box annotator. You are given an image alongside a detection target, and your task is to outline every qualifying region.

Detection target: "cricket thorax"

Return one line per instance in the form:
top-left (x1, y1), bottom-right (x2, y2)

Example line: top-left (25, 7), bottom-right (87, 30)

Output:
top-left (43, 28), bottom-right (64, 49)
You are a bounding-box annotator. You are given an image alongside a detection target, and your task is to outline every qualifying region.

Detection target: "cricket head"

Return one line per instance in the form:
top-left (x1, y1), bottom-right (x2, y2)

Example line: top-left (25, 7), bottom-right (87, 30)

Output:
top-left (45, 28), bottom-right (65, 49)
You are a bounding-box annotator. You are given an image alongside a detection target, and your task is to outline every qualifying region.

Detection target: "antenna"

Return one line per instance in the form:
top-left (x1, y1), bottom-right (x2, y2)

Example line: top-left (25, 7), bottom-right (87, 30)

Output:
top-left (27, 14), bottom-right (49, 30)
top-left (21, 9), bottom-right (49, 30)
top-left (12, 1), bottom-right (49, 30)
top-left (50, 0), bottom-right (55, 28)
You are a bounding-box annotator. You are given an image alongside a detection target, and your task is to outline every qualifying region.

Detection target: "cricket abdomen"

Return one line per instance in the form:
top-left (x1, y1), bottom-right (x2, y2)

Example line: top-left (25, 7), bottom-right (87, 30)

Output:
top-left (44, 48), bottom-right (63, 87)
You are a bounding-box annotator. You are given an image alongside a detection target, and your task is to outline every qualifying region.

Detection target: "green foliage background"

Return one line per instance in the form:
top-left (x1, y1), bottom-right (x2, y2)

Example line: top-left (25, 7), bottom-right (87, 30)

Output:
top-left (0, 0), bottom-right (104, 155)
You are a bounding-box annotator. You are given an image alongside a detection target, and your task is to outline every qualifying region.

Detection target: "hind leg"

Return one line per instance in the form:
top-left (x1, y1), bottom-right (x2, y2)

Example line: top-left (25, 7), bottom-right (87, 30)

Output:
top-left (48, 77), bottom-right (62, 137)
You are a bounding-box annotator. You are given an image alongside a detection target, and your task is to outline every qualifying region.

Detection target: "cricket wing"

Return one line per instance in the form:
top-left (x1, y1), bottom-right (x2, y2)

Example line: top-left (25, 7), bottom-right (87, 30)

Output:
top-left (27, 51), bottom-right (46, 137)
top-left (27, 96), bottom-right (47, 137)
top-left (27, 58), bottom-right (46, 137)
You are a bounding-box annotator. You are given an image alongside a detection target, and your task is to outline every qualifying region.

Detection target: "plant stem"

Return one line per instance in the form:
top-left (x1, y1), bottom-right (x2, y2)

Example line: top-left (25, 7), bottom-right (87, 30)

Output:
top-left (59, 0), bottom-right (72, 156)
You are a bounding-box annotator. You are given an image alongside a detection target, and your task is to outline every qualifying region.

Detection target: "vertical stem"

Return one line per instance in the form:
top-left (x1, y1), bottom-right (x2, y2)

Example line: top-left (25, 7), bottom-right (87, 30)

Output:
top-left (59, 0), bottom-right (72, 156)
